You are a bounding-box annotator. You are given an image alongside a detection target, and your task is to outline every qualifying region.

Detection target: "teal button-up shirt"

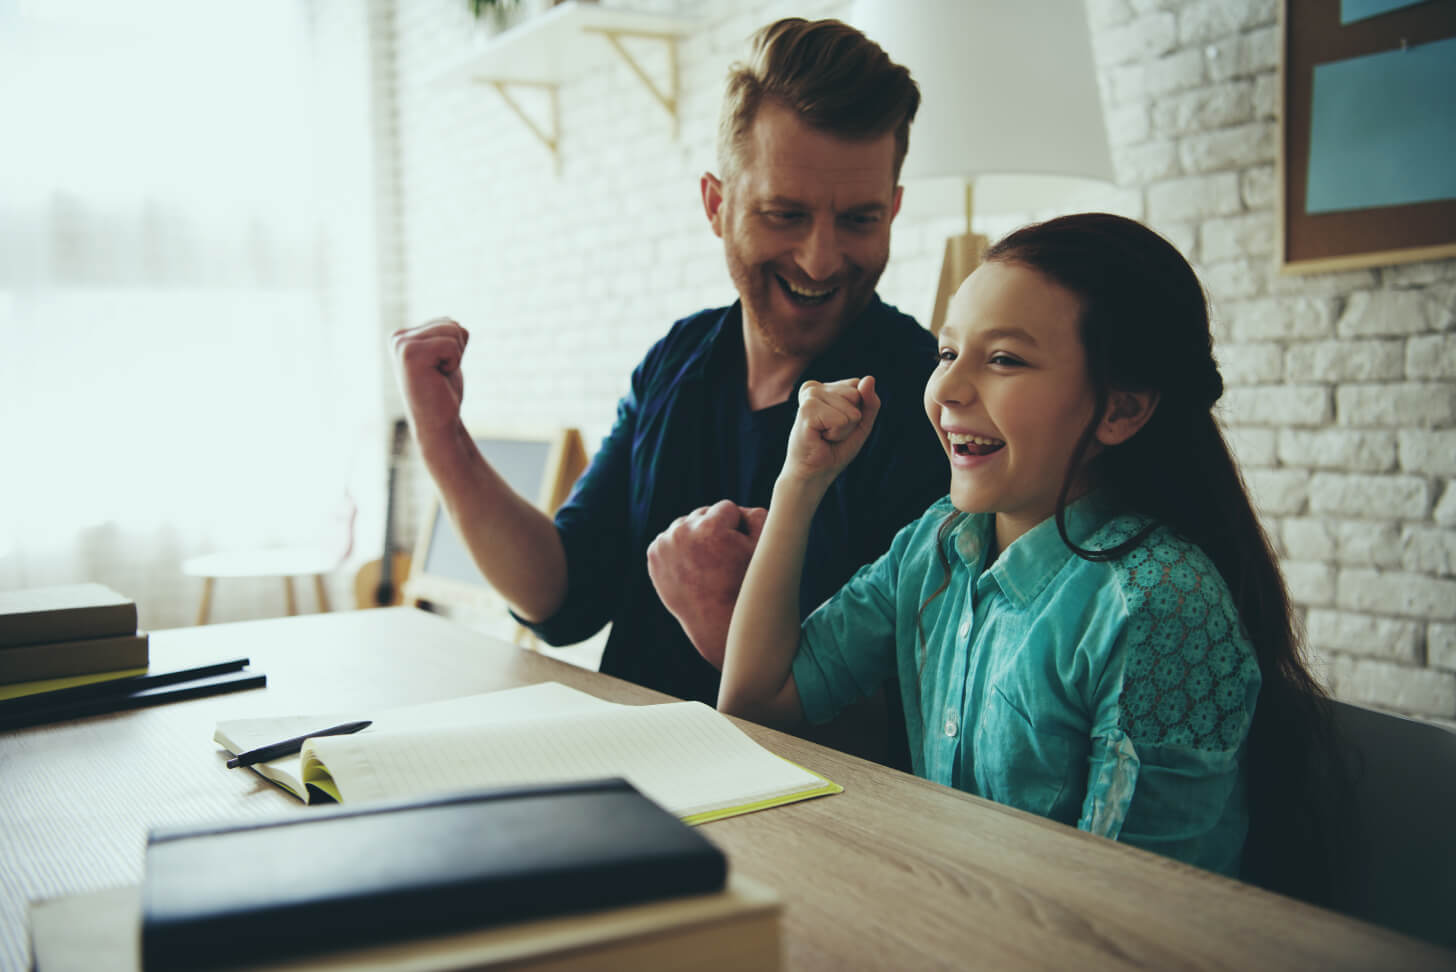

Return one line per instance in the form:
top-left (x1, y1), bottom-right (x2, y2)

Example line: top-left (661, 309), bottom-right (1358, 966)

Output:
top-left (791, 495), bottom-right (1261, 876)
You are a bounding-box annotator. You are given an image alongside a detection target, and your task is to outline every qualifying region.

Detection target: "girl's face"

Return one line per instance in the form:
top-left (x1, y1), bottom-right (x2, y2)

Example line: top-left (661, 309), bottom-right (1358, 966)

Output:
top-left (924, 260), bottom-right (1100, 552)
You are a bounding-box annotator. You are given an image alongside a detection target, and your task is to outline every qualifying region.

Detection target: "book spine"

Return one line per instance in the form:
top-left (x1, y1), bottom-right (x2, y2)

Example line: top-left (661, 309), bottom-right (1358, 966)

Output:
top-left (0, 602), bottom-right (138, 648)
top-left (0, 633), bottom-right (149, 684)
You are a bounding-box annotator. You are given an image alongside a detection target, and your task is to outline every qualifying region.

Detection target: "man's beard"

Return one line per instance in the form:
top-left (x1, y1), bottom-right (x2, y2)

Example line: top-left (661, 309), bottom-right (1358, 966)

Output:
top-left (726, 252), bottom-right (885, 361)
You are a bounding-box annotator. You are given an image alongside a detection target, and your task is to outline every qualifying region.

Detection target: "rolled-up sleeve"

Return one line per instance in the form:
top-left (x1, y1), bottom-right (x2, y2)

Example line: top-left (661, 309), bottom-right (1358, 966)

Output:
top-left (1078, 546), bottom-right (1262, 877)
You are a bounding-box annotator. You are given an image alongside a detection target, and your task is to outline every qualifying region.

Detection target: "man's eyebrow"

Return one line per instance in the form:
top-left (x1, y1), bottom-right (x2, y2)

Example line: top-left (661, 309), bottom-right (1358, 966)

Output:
top-left (757, 197), bottom-right (888, 214)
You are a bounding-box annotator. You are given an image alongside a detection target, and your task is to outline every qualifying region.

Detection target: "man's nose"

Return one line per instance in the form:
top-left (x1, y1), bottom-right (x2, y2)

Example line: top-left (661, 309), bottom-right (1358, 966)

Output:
top-left (794, 219), bottom-right (842, 282)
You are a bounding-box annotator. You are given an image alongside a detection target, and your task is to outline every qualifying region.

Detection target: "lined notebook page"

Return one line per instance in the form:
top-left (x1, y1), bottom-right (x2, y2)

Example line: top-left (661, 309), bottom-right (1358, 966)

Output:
top-left (218, 682), bottom-right (614, 750)
top-left (303, 699), bottom-right (826, 818)
top-left (217, 683), bottom-right (619, 802)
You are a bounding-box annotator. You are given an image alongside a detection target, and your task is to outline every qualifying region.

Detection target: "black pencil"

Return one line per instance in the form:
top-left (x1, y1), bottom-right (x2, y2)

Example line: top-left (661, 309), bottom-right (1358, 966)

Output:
top-left (0, 670), bottom-right (267, 731)
top-left (0, 658), bottom-right (251, 717)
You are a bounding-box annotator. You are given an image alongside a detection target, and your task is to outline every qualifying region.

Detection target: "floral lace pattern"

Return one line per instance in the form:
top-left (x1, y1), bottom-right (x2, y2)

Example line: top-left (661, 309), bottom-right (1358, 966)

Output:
top-left (1097, 518), bottom-right (1259, 752)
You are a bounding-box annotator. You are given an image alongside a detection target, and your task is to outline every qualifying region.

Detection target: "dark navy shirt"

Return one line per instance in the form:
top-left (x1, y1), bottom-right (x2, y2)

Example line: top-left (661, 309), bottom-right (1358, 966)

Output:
top-left (520, 296), bottom-right (949, 707)
top-left (704, 323), bottom-right (794, 541)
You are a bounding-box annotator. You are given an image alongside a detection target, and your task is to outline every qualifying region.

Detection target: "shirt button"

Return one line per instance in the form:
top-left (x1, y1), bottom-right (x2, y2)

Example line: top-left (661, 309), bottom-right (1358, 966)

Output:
top-left (944, 719), bottom-right (958, 738)
top-left (958, 617), bottom-right (971, 640)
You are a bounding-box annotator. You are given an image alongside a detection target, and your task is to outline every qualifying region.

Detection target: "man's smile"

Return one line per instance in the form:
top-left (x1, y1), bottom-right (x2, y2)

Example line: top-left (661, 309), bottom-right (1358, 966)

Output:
top-left (775, 273), bottom-right (838, 306)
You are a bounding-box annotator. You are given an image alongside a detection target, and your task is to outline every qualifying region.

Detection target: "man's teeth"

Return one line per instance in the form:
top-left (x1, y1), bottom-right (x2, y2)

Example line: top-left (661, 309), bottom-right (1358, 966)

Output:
top-left (947, 432), bottom-right (1003, 447)
top-left (782, 278), bottom-right (834, 299)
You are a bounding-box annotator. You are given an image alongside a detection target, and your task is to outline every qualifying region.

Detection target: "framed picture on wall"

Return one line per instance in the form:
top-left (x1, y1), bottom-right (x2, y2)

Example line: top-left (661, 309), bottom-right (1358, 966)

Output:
top-left (1278, 0), bottom-right (1456, 273)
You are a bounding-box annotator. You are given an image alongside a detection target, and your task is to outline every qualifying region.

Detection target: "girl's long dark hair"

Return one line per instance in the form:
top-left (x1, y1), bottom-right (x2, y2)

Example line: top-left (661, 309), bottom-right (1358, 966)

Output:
top-left (948, 214), bottom-right (1347, 903)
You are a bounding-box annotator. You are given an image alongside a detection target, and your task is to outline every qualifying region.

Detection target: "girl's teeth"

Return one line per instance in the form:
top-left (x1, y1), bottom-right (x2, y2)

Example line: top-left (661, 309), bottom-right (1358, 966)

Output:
top-left (947, 432), bottom-right (1003, 447)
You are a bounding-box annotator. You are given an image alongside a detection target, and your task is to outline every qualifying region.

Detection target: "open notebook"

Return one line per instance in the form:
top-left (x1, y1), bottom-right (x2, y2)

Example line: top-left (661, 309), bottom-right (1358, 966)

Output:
top-left (214, 682), bottom-right (841, 825)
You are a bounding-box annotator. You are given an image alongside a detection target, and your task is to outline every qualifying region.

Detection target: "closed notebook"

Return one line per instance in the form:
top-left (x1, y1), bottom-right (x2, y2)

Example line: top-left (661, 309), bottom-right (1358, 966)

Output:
top-left (0, 631), bottom-right (148, 684)
top-left (141, 778), bottom-right (728, 972)
top-left (0, 583), bottom-right (136, 648)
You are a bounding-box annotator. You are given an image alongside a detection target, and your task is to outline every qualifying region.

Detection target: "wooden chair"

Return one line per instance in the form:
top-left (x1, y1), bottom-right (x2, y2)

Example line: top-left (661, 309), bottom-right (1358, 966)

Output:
top-left (182, 495), bottom-right (356, 625)
top-left (1328, 699), bottom-right (1456, 948)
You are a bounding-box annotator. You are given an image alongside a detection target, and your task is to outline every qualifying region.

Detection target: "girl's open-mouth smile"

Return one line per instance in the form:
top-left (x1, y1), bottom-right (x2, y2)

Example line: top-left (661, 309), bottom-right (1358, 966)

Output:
top-left (947, 430), bottom-right (1005, 459)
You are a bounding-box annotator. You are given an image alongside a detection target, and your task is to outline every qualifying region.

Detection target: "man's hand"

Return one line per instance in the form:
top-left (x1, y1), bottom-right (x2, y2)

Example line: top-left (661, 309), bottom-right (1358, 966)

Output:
top-left (647, 500), bottom-right (768, 671)
top-left (391, 318), bottom-right (470, 445)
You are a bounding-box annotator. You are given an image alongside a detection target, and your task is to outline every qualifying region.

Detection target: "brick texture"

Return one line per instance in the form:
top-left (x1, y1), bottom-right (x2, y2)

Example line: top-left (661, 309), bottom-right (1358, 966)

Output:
top-left (1329, 656), bottom-right (1456, 719)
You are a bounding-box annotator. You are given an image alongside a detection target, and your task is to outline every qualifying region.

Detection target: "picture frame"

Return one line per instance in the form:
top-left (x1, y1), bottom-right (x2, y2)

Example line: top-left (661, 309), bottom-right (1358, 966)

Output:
top-left (1278, 0), bottom-right (1456, 274)
top-left (403, 427), bottom-right (588, 620)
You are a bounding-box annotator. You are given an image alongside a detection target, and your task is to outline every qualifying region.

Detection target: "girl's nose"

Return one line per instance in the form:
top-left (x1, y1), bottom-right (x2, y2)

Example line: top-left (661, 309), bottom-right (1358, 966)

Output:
top-left (930, 362), bottom-right (973, 407)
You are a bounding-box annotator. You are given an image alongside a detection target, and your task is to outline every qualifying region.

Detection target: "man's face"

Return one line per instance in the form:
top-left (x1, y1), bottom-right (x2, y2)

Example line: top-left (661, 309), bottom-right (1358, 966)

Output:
top-left (703, 101), bottom-right (902, 362)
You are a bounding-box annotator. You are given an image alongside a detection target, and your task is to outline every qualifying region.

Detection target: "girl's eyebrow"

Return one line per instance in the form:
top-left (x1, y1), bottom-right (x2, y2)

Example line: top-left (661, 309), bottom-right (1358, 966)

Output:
top-left (978, 326), bottom-right (1040, 346)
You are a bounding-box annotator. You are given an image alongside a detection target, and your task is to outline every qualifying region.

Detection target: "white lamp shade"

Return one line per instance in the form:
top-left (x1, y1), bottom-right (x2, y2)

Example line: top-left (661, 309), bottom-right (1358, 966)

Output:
top-left (850, 0), bottom-right (1115, 184)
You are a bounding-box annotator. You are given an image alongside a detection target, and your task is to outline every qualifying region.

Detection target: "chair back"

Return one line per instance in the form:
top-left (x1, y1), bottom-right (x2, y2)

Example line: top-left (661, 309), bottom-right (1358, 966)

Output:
top-left (1329, 699), bottom-right (1456, 947)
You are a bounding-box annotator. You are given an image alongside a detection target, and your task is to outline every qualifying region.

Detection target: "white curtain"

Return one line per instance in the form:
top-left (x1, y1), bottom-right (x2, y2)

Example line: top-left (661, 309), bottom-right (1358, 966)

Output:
top-left (0, 0), bottom-right (382, 628)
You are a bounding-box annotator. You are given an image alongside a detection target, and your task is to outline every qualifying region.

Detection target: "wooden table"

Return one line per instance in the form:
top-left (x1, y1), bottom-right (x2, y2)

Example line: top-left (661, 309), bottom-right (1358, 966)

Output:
top-left (1, 608), bottom-right (1449, 971)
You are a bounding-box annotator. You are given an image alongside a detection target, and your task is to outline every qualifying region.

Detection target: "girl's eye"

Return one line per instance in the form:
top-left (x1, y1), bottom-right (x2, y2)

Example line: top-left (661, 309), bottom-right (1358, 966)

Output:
top-left (937, 348), bottom-right (957, 363)
top-left (989, 353), bottom-right (1024, 367)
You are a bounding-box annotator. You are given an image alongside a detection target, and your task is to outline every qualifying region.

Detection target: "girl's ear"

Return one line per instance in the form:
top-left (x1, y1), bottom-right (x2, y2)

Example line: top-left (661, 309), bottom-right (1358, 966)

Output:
top-left (1096, 389), bottom-right (1159, 446)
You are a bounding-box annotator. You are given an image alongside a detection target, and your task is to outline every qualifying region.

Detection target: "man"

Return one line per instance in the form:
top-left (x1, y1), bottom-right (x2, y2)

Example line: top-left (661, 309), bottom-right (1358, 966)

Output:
top-left (392, 18), bottom-right (947, 759)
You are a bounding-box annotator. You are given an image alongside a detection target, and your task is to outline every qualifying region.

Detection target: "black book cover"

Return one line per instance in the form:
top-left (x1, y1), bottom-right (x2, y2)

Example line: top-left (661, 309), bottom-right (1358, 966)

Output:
top-left (140, 778), bottom-right (728, 970)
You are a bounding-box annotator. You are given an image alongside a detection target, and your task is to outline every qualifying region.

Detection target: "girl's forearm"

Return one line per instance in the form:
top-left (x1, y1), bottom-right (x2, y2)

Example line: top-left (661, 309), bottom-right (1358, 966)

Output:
top-left (719, 473), bottom-right (831, 723)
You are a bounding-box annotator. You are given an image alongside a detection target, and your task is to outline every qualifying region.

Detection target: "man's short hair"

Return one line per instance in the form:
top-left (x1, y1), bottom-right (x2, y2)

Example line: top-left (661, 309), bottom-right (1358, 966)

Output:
top-left (717, 17), bottom-right (920, 184)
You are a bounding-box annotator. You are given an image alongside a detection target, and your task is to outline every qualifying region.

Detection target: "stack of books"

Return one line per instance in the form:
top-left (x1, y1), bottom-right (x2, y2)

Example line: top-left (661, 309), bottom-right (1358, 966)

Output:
top-left (0, 583), bottom-right (267, 730)
top-left (0, 583), bottom-right (149, 691)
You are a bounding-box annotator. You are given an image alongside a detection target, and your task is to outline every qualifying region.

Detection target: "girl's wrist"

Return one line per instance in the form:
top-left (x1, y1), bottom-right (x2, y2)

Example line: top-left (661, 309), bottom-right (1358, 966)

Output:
top-left (772, 469), bottom-right (834, 508)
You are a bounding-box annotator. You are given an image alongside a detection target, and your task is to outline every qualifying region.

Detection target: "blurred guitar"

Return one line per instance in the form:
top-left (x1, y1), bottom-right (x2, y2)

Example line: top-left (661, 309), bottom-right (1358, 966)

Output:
top-left (354, 419), bottom-right (413, 608)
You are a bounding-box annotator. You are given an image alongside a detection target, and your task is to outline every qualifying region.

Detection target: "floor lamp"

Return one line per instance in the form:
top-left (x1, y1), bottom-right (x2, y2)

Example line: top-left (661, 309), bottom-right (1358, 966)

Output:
top-left (850, 0), bottom-right (1116, 333)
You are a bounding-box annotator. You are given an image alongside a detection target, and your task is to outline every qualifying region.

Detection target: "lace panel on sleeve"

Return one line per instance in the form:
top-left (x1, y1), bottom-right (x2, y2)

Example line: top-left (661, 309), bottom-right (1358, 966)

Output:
top-left (1113, 534), bottom-right (1259, 752)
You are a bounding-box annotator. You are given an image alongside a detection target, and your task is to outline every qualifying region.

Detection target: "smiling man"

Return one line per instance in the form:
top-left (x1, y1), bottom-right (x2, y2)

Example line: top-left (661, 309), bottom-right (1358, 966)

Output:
top-left (392, 18), bottom-right (947, 764)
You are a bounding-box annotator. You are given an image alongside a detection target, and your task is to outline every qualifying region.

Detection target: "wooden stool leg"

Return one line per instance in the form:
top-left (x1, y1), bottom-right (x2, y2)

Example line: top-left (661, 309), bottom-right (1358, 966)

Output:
top-left (196, 577), bottom-right (215, 626)
top-left (283, 577), bottom-right (298, 616)
top-left (313, 574), bottom-right (331, 613)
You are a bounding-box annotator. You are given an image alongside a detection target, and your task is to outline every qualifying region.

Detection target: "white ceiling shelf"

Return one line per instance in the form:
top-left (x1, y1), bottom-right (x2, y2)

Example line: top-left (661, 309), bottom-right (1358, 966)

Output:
top-left (431, 2), bottom-right (697, 165)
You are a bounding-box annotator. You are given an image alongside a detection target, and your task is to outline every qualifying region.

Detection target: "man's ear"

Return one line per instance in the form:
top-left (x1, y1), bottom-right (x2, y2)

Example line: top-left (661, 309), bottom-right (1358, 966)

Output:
top-left (701, 173), bottom-right (725, 239)
top-left (890, 184), bottom-right (903, 222)
top-left (1096, 389), bottom-right (1159, 446)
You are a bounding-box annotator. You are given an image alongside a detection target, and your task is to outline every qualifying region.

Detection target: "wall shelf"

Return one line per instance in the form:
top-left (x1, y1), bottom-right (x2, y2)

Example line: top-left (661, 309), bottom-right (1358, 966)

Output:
top-left (430, 2), bottom-right (697, 164)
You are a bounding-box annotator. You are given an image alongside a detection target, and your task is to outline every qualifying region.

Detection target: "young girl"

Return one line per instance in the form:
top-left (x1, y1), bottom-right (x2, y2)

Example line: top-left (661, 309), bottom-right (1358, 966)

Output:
top-left (718, 213), bottom-right (1337, 887)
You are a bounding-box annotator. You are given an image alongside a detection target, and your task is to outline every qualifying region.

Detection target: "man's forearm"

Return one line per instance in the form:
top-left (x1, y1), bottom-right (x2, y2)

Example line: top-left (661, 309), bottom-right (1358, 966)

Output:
top-left (416, 420), bottom-right (568, 622)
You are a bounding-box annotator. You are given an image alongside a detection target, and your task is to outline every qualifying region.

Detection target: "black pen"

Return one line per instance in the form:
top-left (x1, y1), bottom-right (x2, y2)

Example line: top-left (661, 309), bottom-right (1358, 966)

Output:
top-left (226, 720), bottom-right (372, 768)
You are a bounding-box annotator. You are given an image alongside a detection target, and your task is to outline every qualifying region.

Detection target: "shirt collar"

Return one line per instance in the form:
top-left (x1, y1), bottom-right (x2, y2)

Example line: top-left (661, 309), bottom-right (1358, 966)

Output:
top-left (949, 493), bottom-right (1117, 607)
top-left (686, 304), bottom-right (742, 381)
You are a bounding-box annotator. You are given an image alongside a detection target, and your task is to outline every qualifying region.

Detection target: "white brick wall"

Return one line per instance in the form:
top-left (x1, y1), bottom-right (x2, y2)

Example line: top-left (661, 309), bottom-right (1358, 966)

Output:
top-left (365, 0), bottom-right (1456, 720)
